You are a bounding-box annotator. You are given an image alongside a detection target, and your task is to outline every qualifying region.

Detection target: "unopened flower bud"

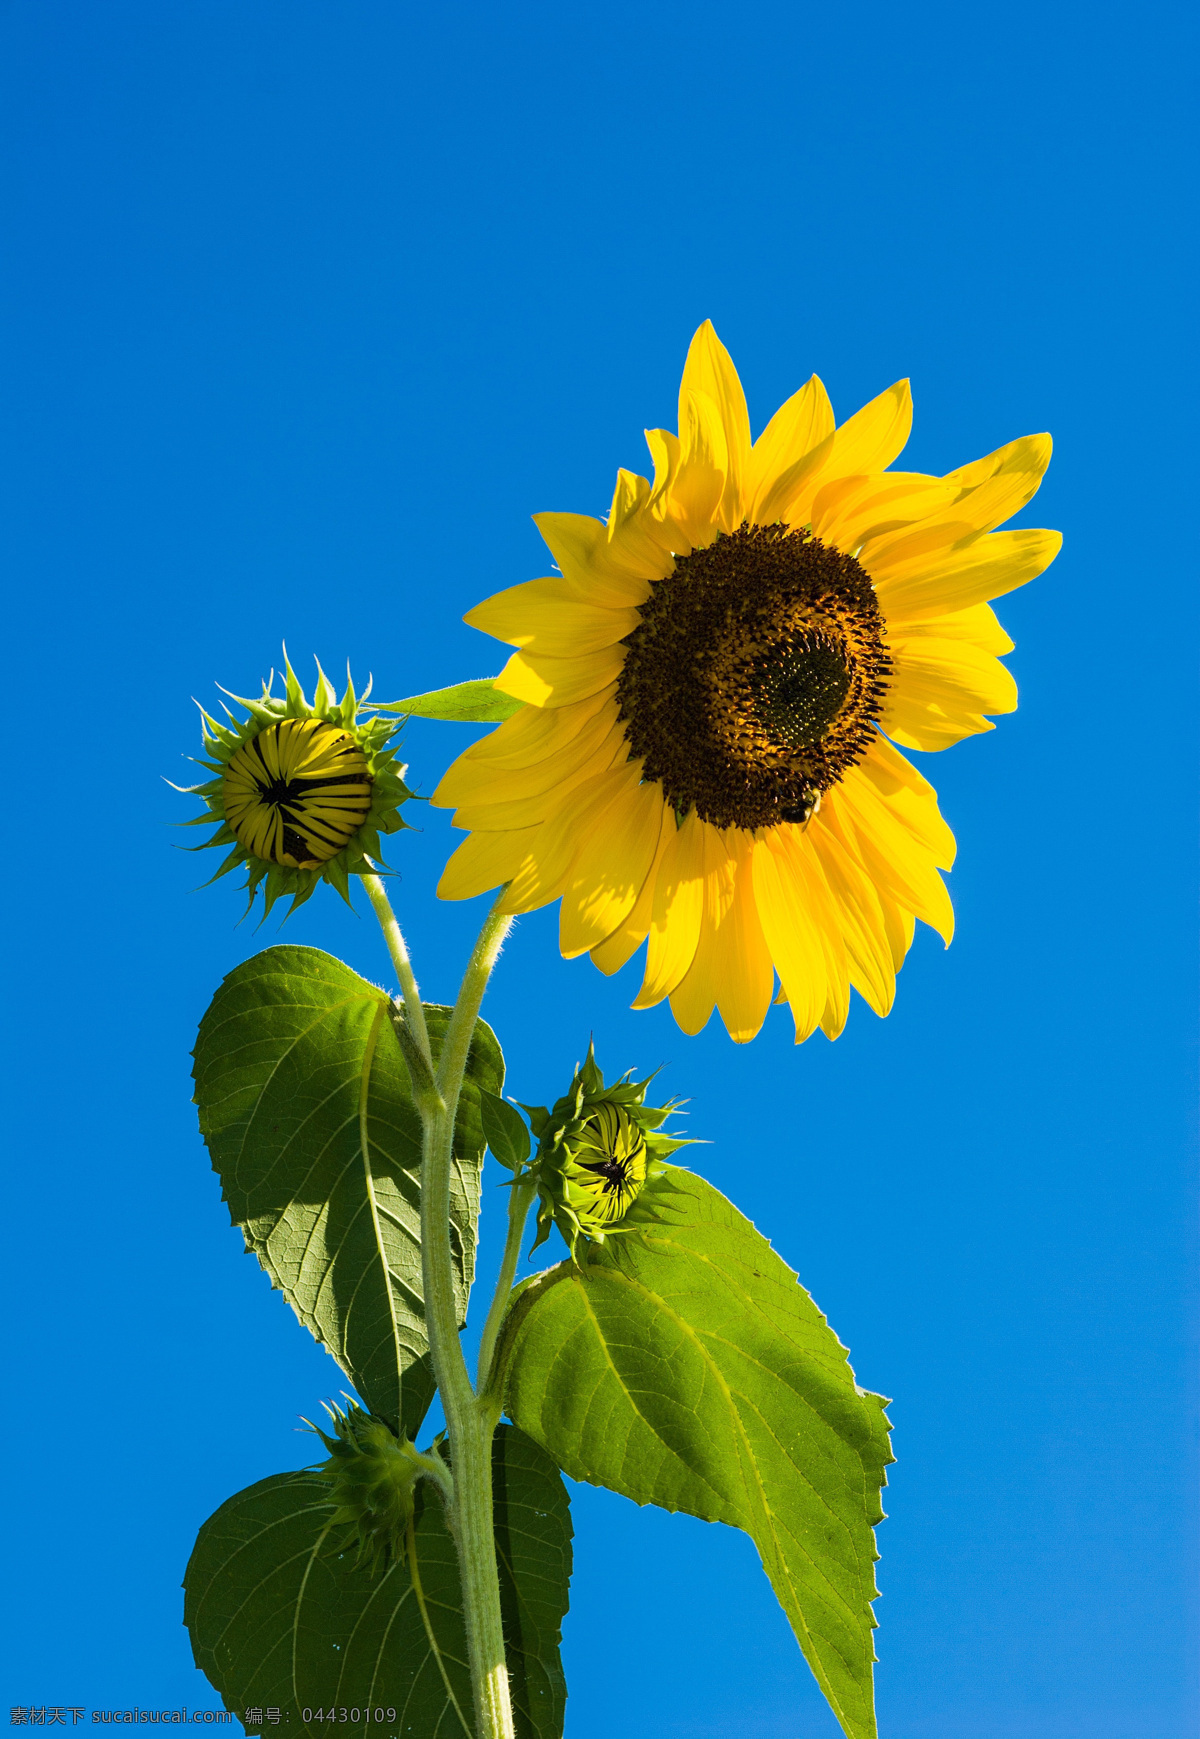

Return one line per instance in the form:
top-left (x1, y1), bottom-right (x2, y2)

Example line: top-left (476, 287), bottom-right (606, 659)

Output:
top-left (310, 1404), bottom-right (425, 1575)
top-left (179, 655), bottom-right (413, 918)
top-left (529, 1043), bottom-right (689, 1257)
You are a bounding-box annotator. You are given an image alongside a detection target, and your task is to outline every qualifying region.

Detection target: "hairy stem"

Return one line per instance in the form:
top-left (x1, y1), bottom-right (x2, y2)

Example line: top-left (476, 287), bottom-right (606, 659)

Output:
top-left (417, 897), bottom-right (515, 1426)
top-left (366, 881), bottom-right (517, 1739)
top-left (421, 897), bottom-right (515, 1739)
top-left (476, 1175), bottom-right (537, 1403)
top-left (445, 1404), bottom-right (515, 1739)
top-left (434, 900), bottom-right (514, 1108)
top-left (361, 869), bottom-right (434, 1071)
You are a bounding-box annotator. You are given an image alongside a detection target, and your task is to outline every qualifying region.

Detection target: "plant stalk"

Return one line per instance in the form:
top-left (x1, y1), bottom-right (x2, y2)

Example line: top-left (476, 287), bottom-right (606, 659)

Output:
top-left (477, 1175), bottom-right (537, 1402)
top-left (367, 879), bottom-right (517, 1739)
top-left (362, 869), bottom-right (434, 1071)
top-left (422, 898), bottom-right (516, 1739)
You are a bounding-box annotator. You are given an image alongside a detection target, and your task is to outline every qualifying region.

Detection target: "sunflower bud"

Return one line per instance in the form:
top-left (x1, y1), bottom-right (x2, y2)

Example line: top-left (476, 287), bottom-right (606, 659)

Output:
top-left (310, 1404), bottom-right (427, 1575)
top-left (179, 656), bottom-right (413, 918)
top-left (529, 1044), bottom-right (689, 1257)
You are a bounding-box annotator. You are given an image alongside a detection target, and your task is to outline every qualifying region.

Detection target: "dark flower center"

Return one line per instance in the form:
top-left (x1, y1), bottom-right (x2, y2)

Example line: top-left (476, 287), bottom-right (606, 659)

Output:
top-left (615, 522), bottom-right (890, 830)
top-left (580, 1154), bottom-right (635, 1195)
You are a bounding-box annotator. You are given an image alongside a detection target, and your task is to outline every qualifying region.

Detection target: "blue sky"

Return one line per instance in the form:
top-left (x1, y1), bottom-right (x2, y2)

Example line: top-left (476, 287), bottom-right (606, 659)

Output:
top-left (1, 3), bottom-right (1195, 1736)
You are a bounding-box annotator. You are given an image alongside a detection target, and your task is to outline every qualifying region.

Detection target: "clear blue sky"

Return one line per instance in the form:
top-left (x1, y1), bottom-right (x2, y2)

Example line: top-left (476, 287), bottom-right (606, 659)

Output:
top-left (2, 3), bottom-right (1195, 1736)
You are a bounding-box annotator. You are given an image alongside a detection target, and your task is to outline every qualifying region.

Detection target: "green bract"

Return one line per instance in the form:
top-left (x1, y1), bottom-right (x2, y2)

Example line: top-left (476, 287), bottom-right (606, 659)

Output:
top-left (525, 1045), bottom-right (689, 1257)
top-left (311, 1402), bottom-right (431, 1575)
top-left (180, 657), bottom-right (413, 918)
top-left (381, 675), bottom-right (525, 723)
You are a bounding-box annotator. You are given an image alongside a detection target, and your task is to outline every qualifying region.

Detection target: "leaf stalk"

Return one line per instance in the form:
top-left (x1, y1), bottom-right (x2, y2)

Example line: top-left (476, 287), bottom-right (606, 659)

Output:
top-left (477, 1174), bottom-right (537, 1407)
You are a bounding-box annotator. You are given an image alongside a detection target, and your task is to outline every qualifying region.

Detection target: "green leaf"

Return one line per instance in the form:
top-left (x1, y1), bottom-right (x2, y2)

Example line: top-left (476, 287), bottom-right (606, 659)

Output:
top-left (496, 1167), bottom-right (893, 1739)
top-left (193, 945), bottom-right (503, 1439)
top-left (382, 679), bottom-right (525, 723)
top-left (184, 1425), bottom-right (572, 1739)
top-left (479, 1089), bottom-right (531, 1172)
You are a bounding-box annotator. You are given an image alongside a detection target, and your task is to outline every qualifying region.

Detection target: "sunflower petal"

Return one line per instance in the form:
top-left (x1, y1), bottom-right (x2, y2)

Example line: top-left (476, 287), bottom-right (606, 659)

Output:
top-left (884, 636), bottom-right (1018, 750)
top-left (713, 844), bottom-right (776, 1042)
top-left (671, 388), bottom-right (729, 541)
top-left (534, 510), bottom-right (652, 605)
top-left (747, 374), bottom-right (835, 514)
top-left (861, 735), bottom-right (956, 864)
top-left (466, 577), bottom-right (642, 656)
top-left (669, 832), bottom-right (771, 1041)
top-left (559, 777), bottom-right (668, 958)
top-left (807, 822), bottom-right (896, 1017)
top-left (437, 704), bottom-right (622, 812)
top-left (613, 498), bottom-right (678, 570)
top-left (532, 511), bottom-right (605, 582)
top-left (819, 782), bottom-right (921, 977)
top-left (633, 809), bottom-right (708, 1007)
top-left (858, 517), bottom-right (978, 580)
top-left (666, 955), bottom-right (717, 1036)
top-left (943, 433), bottom-right (1052, 530)
top-left (644, 426), bottom-right (679, 504)
top-left (751, 830), bottom-right (833, 1042)
top-left (679, 322), bottom-right (751, 531)
top-left (496, 763), bottom-right (640, 915)
top-left (828, 380), bottom-right (913, 476)
top-left (608, 468), bottom-right (651, 531)
top-left (449, 716), bottom-right (629, 831)
top-left (875, 527), bottom-right (1062, 620)
top-left (432, 690), bottom-right (614, 802)
top-left (811, 472), bottom-right (962, 553)
top-left (895, 602), bottom-right (1014, 655)
top-left (783, 832), bottom-right (850, 1040)
top-left (828, 760), bottom-right (955, 943)
top-left (751, 433), bottom-right (835, 528)
top-left (496, 644), bottom-right (625, 708)
top-left (589, 818), bottom-right (669, 975)
top-left (437, 823), bottom-right (540, 902)
top-left (857, 435), bottom-right (1052, 581)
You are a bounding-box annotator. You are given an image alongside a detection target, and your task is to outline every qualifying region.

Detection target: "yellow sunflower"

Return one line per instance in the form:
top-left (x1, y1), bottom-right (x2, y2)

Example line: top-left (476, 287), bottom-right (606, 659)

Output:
top-left (432, 323), bottom-right (1060, 1043)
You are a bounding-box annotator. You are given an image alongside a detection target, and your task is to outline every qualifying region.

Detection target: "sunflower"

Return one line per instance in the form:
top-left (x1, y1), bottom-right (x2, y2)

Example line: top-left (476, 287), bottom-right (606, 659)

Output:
top-left (433, 323), bottom-right (1060, 1042)
top-left (310, 1402), bottom-right (422, 1575)
top-left (183, 658), bottom-right (412, 917)
top-left (522, 1044), bottom-right (689, 1255)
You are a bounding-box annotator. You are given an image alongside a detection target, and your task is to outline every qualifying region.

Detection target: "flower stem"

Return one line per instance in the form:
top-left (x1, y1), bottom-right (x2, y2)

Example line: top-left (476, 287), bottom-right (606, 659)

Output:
top-left (422, 898), bottom-right (515, 1739)
top-left (434, 900), bottom-right (514, 1108)
top-left (361, 869), bottom-right (434, 1070)
top-left (365, 880), bottom-right (517, 1739)
top-left (477, 1175), bottom-right (537, 1401)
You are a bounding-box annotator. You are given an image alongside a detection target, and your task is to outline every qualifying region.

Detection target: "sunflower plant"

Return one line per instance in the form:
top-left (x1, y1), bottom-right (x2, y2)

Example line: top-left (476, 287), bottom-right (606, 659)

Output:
top-left (180, 324), bottom-right (1058, 1739)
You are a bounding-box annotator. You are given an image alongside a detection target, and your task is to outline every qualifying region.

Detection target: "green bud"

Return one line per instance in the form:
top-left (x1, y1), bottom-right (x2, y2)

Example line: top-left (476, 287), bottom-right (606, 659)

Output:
top-left (528, 1043), bottom-right (690, 1258)
top-left (177, 653), bottom-right (414, 919)
top-left (309, 1403), bottom-right (428, 1575)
